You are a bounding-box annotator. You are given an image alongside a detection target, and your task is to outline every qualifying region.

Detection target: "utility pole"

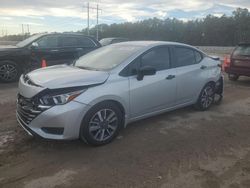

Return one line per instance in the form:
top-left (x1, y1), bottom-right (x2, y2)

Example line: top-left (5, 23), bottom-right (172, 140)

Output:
top-left (87, 2), bottom-right (90, 35)
top-left (96, 4), bottom-right (99, 40)
top-left (83, 2), bottom-right (101, 38)
top-left (1, 26), bottom-right (4, 37)
top-left (21, 24), bottom-right (24, 35)
top-left (27, 24), bottom-right (30, 34)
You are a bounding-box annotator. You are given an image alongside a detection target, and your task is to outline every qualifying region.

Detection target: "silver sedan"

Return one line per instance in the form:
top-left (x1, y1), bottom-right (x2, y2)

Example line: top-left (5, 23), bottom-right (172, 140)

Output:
top-left (16, 41), bottom-right (223, 145)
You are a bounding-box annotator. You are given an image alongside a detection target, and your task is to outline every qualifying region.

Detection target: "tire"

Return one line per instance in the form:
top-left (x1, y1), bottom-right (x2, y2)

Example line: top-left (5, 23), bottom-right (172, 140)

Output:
top-left (0, 61), bottom-right (20, 83)
top-left (195, 83), bottom-right (215, 111)
top-left (228, 74), bottom-right (239, 81)
top-left (80, 102), bottom-right (123, 146)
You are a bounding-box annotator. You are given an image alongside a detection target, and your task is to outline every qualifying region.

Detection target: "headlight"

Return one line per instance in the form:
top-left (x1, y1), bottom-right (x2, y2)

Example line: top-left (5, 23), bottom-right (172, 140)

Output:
top-left (39, 89), bottom-right (86, 106)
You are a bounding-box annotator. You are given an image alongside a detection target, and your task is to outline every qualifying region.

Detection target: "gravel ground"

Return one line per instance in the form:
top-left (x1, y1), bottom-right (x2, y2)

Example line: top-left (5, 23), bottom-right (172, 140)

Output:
top-left (0, 76), bottom-right (250, 188)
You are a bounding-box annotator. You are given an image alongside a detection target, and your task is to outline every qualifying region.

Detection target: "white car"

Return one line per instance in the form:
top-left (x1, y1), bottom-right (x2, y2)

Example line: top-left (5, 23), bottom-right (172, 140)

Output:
top-left (16, 41), bottom-right (223, 145)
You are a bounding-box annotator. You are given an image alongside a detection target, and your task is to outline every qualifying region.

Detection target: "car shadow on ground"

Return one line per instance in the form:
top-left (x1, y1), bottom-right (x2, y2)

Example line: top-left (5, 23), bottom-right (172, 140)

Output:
top-left (226, 76), bottom-right (250, 87)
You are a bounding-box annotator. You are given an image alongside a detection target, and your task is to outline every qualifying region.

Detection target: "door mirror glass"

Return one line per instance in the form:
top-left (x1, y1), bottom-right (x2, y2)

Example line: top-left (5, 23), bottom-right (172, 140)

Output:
top-left (137, 66), bottom-right (156, 81)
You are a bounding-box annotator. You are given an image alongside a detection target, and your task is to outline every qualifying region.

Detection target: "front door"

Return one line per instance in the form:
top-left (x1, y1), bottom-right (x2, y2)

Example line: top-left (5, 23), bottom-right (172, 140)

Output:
top-left (31, 35), bottom-right (65, 67)
top-left (129, 46), bottom-right (177, 118)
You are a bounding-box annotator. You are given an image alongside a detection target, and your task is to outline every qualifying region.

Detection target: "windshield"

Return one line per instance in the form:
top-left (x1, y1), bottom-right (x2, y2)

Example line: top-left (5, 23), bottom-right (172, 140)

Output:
top-left (75, 45), bottom-right (142, 71)
top-left (16, 34), bottom-right (43, 47)
top-left (233, 45), bottom-right (250, 56)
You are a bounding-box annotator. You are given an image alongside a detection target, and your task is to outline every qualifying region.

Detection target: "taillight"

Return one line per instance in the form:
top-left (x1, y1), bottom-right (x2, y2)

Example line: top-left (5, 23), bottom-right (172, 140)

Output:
top-left (223, 55), bottom-right (231, 71)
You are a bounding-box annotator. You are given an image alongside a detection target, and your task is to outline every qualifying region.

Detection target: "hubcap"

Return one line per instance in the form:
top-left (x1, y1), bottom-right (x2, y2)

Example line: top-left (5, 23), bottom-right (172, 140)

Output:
top-left (89, 109), bottom-right (118, 142)
top-left (201, 86), bottom-right (214, 108)
top-left (0, 64), bottom-right (17, 81)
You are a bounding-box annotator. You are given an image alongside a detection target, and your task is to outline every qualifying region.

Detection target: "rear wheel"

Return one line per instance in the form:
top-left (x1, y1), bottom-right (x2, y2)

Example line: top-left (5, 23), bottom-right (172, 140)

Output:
top-left (0, 61), bottom-right (20, 83)
top-left (228, 74), bottom-right (239, 81)
top-left (80, 102), bottom-right (123, 146)
top-left (195, 83), bottom-right (215, 111)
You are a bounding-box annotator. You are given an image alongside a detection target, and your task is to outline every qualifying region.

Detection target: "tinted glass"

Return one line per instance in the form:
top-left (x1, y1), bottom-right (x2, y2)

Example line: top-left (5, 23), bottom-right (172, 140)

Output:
top-left (175, 47), bottom-right (196, 67)
top-left (233, 45), bottom-right (250, 56)
top-left (194, 51), bottom-right (203, 63)
top-left (141, 47), bottom-right (170, 71)
top-left (37, 36), bottom-right (58, 48)
top-left (78, 37), bottom-right (95, 47)
top-left (62, 37), bottom-right (78, 47)
top-left (75, 45), bottom-right (142, 71)
top-left (99, 38), bottom-right (113, 46)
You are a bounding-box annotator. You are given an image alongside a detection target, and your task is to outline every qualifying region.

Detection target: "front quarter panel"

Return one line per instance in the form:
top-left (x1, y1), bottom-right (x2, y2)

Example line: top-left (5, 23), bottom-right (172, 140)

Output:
top-left (74, 74), bottom-right (130, 120)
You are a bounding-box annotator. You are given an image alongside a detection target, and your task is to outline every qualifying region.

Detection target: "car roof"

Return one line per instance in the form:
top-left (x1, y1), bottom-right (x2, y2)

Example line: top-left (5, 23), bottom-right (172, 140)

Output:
top-left (111, 41), bottom-right (196, 48)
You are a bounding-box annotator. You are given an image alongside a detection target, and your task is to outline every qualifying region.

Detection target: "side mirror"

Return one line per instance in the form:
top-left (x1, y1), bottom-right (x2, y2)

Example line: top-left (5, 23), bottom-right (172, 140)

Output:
top-left (30, 42), bottom-right (39, 49)
top-left (137, 66), bottom-right (156, 81)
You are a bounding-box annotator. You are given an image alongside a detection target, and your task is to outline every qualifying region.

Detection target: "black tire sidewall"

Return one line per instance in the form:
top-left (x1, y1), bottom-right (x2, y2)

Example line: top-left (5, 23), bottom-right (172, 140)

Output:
top-left (0, 61), bottom-right (21, 83)
top-left (195, 83), bottom-right (215, 111)
top-left (228, 74), bottom-right (239, 81)
top-left (80, 102), bottom-right (123, 146)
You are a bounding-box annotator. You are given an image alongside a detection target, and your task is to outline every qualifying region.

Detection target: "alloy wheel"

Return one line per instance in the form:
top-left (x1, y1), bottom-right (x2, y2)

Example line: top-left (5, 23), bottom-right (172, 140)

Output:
top-left (200, 86), bottom-right (214, 109)
top-left (89, 109), bottom-right (118, 142)
top-left (0, 64), bottom-right (18, 82)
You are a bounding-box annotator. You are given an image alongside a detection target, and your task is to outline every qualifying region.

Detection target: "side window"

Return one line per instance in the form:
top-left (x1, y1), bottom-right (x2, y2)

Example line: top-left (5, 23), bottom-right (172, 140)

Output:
top-left (194, 51), bottom-right (203, 63)
top-left (62, 37), bottom-right (78, 47)
top-left (119, 58), bottom-right (140, 77)
top-left (141, 47), bottom-right (170, 71)
top-left (78, 37), bottom-right (95, 47)
top-left (175, 47), bottom-right (196, 67)
top-left (37, 36), bottom-right (58, 48)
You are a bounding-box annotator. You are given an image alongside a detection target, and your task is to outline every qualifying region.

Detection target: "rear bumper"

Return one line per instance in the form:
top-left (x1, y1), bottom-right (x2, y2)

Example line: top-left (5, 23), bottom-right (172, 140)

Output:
top-left (225, 67), bottom-right (250, 77)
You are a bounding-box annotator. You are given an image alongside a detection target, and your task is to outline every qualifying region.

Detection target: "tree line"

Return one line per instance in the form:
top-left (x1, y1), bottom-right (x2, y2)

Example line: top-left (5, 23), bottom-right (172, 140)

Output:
top-left (1, 8), bottom-right (250, 46)
top-left (83, 8), bottom-right (250, 46)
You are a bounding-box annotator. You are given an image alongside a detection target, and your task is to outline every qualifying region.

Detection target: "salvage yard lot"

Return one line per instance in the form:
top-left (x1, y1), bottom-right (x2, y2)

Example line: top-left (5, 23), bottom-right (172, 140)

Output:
top-left (0, 76), bottom-right (250, 188)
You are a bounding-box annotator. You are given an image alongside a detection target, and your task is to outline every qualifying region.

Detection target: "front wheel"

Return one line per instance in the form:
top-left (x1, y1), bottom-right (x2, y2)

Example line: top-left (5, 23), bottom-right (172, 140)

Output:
top-left (195, 83), bottom-right (215, 111)
top-left (0, 61), bottom-right (20, 83)
top-left (80, 102), bottom-right (123, 146)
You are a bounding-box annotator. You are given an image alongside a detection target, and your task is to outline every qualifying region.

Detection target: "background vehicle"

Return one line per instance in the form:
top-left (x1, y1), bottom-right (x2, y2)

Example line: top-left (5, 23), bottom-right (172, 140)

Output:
top-left (17, 41), bottom-right (223, 146)
top-left (0, 33), bottom-right (101, 83)
top-left (224, 43), bottom-right (250, 81)
top-left (99, 37), bottom-right (129, 46)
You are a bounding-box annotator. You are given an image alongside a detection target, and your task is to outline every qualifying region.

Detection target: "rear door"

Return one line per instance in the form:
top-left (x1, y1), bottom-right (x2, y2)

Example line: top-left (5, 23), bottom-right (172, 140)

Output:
top-left (173, 46), bottom-right (206, 104)
top-left (231, 45), bottom-right (250, 69)
top-left (77, 36), bottom-right (99, 57)
top-left (59, 35), bottom-right (99, 64)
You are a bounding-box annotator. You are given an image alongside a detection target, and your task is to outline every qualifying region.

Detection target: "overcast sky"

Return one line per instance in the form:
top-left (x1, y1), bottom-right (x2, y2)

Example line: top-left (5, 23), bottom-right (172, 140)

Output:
top-left (0, 0), bottom-right (249, 35)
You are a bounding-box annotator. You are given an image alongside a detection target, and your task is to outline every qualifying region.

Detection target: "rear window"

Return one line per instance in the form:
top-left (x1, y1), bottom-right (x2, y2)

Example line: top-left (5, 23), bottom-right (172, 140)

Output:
top-left (233, 45), bottom-right (250, 56)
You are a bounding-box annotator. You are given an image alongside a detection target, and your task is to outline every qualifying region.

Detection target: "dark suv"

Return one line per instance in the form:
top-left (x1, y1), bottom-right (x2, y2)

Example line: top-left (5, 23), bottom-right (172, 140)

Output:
top-left (0, 33), bottom-right (101, 82)
top-left (224, 43), bottom-right (250, 81)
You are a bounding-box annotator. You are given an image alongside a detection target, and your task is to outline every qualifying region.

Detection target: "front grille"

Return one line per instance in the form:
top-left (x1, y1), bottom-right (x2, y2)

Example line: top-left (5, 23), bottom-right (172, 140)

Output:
top-left (16, 94), bottom-right (44, 125)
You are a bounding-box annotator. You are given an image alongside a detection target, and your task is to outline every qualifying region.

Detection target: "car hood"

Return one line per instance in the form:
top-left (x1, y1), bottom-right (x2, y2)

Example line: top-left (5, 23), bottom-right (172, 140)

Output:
top-left (27, 65), bottom-right (110, 89)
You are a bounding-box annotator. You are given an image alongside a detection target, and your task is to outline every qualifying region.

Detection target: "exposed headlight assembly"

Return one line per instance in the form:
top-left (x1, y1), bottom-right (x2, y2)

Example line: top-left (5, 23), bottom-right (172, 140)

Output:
top-left (39, 89), bottom-right (86, 106)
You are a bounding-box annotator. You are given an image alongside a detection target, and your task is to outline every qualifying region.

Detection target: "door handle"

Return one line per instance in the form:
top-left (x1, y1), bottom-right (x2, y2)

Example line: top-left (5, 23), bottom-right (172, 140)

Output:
top-left (200, 65), bottom-right (207, 70)
top-left (50, 49), bottom-right (59, 52)
top-left (76, 48), bottom-right (83, 50)
top-left (166, 75), bottom-right (175, 80)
